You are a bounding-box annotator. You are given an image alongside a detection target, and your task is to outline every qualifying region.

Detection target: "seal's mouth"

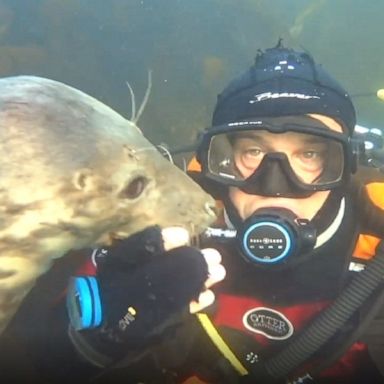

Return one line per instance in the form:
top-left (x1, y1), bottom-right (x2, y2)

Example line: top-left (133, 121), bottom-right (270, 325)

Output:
top-left (93, 231), bottom-right (125, 247)
top-left (96, 200), bottom-right (217, 247)
top-left (108, 231), bottom-right (129, 246)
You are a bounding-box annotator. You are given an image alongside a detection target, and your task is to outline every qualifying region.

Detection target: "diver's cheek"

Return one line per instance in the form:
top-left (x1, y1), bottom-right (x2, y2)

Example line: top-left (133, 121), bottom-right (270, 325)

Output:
top-left (298, 190), bottom-right (330, 220)
top-left (228, 187), bottom-right (263, 220)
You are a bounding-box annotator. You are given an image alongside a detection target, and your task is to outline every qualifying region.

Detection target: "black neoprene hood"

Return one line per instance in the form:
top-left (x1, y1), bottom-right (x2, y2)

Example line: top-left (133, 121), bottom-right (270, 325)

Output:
top-left (212, 45), bottom-right (356, 134)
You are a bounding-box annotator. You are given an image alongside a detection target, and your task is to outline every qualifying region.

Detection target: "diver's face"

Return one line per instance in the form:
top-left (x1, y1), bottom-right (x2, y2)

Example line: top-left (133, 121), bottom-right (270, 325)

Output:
top-left (228, 114), bottom-right (344, 220)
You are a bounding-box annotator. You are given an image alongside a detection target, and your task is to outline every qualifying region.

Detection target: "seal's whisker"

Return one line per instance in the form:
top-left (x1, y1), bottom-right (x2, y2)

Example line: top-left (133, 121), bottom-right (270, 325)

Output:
top-left (134, 70), bottom-right (152, 124)
top-left (125, 81), bottom-right (136, 121)
top-left (126, 70), bottom-right (152, 124)
top-left (156, 144), bottom-right (174, 164)
top-left (132, 144), bottom-right (175, 164)
top-left (133, 146), bottom-right (159, 153)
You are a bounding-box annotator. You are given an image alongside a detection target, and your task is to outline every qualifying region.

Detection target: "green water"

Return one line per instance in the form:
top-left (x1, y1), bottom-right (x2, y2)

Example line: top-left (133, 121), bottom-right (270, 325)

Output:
top-left (0, 0), bottom-right (383, 146)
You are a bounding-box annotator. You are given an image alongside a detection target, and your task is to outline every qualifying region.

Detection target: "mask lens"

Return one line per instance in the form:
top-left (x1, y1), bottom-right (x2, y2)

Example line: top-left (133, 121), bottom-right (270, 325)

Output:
top-left (207, 129), bottom-right (345, 187)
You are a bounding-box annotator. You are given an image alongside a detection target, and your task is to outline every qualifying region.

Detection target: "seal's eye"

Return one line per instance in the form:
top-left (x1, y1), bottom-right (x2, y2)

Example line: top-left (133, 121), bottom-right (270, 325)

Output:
top-left (121, 176), bottom-right (149, 199)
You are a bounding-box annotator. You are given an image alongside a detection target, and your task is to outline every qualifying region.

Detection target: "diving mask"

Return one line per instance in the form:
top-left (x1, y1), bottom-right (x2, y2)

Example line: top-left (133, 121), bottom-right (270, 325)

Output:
top-left (197, 116), bottom-right (357, 197)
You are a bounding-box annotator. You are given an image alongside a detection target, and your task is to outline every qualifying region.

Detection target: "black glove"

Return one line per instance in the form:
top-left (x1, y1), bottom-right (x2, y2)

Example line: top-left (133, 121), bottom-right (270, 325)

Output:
top-left (68, 226), bottom-right (208, 359)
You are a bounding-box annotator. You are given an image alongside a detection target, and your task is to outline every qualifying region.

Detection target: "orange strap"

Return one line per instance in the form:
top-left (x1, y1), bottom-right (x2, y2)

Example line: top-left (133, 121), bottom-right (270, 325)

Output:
top-left (365, 182), bottom-right (384, 209)
top-left (353, 182), bottom-right (384, 260)
top-left (187, 156), bottom-right (202, 172)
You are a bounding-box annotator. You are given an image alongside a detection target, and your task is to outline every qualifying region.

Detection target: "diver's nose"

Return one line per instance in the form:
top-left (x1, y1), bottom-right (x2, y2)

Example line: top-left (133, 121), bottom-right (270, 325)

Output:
top-left (243, 155), bottom-right (298, 197)
top-left (259, 160), bottom-right (291, 196)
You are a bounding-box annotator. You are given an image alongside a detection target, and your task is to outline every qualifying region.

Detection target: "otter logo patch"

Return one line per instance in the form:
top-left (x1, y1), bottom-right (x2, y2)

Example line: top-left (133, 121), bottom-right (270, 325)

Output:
top-left (243, 307), bottom-right (294, 340)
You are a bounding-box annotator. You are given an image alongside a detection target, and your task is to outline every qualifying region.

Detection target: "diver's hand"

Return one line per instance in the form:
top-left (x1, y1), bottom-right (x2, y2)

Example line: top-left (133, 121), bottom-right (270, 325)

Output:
top-left (81, 226), bottom-right (225, 349)
top-left (67, 226), bottom-right (226, 364)
top-left (161, 227), bottom-right (226, 314)
top-left (190, 248), bottom-right (225, 313)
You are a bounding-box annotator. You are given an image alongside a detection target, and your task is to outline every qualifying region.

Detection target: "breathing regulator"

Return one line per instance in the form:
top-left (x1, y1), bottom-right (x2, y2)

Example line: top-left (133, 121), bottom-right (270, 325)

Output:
top-left (203, 207), bottom-right (316, 266)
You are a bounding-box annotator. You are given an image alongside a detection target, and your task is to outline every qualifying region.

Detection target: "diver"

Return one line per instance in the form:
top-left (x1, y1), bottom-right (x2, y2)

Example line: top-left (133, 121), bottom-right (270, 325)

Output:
top-left (5, 42), bottom-right (384, 384)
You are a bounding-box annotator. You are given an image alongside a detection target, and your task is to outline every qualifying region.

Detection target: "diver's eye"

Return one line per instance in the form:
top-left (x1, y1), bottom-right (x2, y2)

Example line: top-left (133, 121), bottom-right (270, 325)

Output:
top-left (121, 176), bottom-right (149, 199)
top-left (301, 151), bottom-right (318, 160)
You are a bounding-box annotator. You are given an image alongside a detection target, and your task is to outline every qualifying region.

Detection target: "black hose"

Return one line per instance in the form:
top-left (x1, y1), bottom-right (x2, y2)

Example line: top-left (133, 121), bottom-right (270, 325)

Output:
top-left (308, 285), bottom-right (384, 379)
top-left (259, 243), bottom-right (384, 380)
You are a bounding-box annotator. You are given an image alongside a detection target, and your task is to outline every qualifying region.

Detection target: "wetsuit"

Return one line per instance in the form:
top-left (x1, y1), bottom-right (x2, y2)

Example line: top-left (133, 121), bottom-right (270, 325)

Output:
top-left (163, 174), bottom-right (384, 384)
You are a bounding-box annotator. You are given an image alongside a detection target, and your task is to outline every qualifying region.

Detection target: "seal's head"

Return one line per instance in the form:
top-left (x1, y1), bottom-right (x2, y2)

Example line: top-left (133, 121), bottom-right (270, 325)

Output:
top-left (0, 75), bottom-right (216, 333)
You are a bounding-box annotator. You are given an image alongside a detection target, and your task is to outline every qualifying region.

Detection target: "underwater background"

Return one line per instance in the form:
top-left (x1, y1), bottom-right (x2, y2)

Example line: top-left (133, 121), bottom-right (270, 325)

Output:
top-left (1, 0), bottom-right (383, 148)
